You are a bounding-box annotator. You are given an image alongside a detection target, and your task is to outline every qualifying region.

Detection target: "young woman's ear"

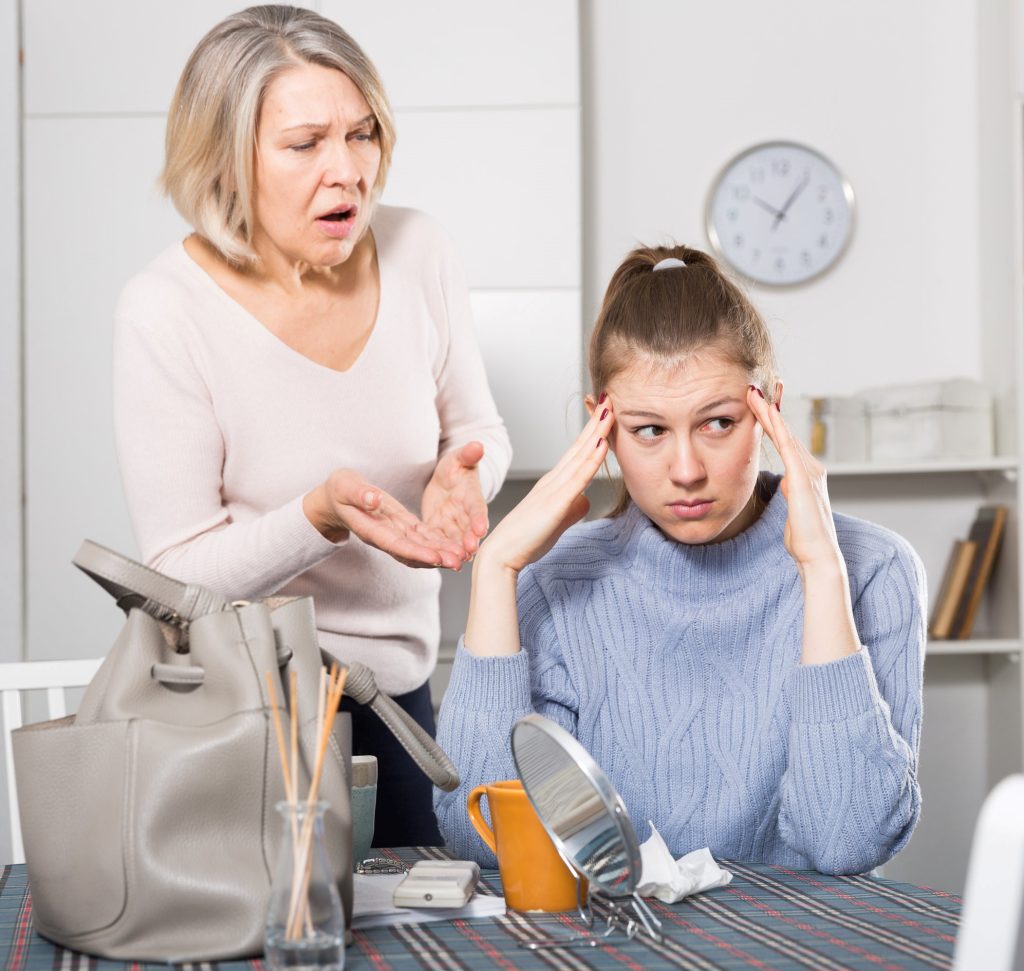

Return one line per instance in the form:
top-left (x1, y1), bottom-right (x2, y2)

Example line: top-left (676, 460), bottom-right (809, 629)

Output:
top-left (584, 394), bottom-right (597, 418)
top-left (774, 380), bottom-right (785, 409)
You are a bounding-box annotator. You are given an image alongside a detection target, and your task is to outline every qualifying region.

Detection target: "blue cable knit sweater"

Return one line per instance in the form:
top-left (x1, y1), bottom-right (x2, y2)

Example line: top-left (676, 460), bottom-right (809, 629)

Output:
top-left (434, 476), bottom-right (926, 875)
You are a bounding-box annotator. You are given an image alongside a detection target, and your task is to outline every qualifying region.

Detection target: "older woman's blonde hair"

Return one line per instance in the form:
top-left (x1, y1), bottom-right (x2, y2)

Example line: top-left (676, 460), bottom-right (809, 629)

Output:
top-left (162, 4), bottom-right (396, 265)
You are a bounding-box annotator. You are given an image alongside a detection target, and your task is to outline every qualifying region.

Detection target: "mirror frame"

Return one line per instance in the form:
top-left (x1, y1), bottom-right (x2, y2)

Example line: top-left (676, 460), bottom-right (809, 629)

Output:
top-left (510, 713), bottom-right (643, 898)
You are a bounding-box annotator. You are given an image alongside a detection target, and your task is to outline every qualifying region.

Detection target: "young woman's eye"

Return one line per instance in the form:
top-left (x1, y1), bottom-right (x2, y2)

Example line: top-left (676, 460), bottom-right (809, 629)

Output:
top-left (703, 418), bottom-right (735, 434)
top-left (632, 425), bottom-right (665, 441)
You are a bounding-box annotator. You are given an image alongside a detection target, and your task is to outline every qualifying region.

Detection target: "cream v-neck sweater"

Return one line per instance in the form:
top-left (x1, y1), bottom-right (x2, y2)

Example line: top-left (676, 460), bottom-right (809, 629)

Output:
top-left (114, 206), bottom-right (511, 694)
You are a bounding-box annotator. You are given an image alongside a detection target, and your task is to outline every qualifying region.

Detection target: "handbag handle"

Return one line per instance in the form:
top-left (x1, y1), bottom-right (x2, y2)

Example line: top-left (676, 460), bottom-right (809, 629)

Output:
top-left (74, 540), bottom-right (461, 791)
top-left (73, 539), bottom-right (228, 626)
top-left (344, 662), bottom-right (460, 792)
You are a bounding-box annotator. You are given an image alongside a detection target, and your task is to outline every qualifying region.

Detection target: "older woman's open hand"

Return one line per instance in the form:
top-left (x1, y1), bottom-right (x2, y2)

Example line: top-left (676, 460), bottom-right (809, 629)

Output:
top-left (421, 441), bottom-right (490, 560)
top-left (305, 470), bottom-right (469, 570)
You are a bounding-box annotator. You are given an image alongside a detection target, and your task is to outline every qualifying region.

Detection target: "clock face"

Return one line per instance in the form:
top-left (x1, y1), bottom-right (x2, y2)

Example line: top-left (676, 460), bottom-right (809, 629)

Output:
top-left (705, 141), bottom-right (854, 286)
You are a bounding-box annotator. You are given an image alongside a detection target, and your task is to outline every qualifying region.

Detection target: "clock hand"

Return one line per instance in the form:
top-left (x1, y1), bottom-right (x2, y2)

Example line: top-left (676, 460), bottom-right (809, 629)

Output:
top-left (752, 196), bottom-right (785, 219)
top-left (771, 170), bottom-right (811, 231)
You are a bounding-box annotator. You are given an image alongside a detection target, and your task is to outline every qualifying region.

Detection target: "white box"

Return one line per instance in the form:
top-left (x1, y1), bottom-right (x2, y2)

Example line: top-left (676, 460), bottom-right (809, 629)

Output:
top-left (859, 378), bottom-right (993, 462)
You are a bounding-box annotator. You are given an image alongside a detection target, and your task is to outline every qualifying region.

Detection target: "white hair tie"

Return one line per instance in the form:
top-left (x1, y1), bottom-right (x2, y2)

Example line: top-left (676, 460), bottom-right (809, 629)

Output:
top-left (653, 257), bottom-right (687, 271)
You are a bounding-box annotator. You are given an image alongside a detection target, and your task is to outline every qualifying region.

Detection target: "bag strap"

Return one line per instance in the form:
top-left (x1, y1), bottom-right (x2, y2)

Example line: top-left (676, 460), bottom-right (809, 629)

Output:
top-left (73, 541), bottom-right (460, 790)
top-left (73, 539), bottom-right (228, 626)
top-left (344, 662), bottom-right (460, 792)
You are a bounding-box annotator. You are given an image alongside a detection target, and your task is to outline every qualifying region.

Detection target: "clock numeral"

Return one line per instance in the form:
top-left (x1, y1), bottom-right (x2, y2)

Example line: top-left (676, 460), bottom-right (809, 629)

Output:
top-left (817, 185), bottom-right (829, 203)
top-left (771, 158), bottom-right (790, 177)
top-left (733, 185), bottom-right (750, 201)
top-left (818, 234), bottom-right (829, 248)
top-left (800, 250), bottom-right (812, 266)
top-left (733, 234), bottom-right (744, 248)
top-left (824, 208), bottom-right (835, 224)
top-left (728, 208), bottom-right (738, 222)
top-left (774, 257), bottom-right (786, 274)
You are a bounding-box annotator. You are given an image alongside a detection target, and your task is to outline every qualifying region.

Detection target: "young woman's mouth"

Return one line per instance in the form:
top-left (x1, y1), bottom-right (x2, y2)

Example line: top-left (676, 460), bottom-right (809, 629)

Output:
top-left (316, 204), bottom-right (358, 238)
top-left (667, 499), bottom-right (714, 520)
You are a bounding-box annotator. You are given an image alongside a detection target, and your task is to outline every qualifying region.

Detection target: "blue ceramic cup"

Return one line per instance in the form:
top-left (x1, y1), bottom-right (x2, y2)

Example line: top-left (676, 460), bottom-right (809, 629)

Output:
top-left (351, 755), bottom-right (377, 868)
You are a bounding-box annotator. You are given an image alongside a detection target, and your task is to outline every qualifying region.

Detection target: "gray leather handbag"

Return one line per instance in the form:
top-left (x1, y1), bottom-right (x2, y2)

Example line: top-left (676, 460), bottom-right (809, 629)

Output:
top-left (11, 540), bottom-right (459, 963)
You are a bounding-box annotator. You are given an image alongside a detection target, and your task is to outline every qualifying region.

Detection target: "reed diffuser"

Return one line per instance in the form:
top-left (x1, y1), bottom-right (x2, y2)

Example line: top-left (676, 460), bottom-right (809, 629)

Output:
top-left (264, 665), bottom-right (348, 971)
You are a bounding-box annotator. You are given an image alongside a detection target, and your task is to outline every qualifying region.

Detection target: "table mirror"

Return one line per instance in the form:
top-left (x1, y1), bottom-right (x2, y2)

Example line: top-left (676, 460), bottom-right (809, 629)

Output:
top-left (510, 713), bottom-right (662, 945)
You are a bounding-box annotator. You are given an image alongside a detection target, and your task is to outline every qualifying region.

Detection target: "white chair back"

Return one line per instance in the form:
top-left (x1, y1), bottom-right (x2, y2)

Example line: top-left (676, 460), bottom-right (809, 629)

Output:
top-left (0, 659), bottom-right (103, 864)
top-left (954, 774), bottom-right (1024, 970)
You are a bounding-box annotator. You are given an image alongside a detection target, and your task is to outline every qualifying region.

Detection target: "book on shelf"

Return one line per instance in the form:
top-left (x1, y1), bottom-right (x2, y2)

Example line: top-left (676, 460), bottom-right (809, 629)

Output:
top-left (950, 505), bottom-right (1009, 640)
top-left (928, 539), bottom-right (978, 640)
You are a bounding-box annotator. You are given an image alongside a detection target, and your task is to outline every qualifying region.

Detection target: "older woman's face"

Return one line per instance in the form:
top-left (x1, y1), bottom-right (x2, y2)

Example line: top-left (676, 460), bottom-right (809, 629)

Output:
top-left (605, 350), bottom-right (764, 545)
top-left (252, 62), bottom-right (381, 271)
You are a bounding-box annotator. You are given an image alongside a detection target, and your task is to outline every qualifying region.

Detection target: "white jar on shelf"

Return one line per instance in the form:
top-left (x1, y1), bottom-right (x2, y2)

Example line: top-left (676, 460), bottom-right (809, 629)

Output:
top-left (787, 395), bottom-right (868, 462)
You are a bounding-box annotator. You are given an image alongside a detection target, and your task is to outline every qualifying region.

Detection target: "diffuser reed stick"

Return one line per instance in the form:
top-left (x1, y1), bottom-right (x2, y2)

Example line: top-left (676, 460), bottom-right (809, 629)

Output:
top-left (266, 663), bottom-right (347, 941)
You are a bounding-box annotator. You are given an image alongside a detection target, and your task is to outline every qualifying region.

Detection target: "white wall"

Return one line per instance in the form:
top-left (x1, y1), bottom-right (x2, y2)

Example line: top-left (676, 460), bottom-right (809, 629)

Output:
top-left (583, 0), bottom-right (984, 397)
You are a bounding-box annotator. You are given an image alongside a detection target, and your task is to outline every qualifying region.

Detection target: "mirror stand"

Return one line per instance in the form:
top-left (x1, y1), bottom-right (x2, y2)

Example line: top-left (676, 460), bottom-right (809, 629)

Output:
top-left (519, 878), bottom-right (664, 951)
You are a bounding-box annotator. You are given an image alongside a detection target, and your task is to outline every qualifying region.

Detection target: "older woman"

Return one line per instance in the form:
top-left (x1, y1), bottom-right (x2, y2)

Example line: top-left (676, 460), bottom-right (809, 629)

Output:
top-left (113, 5), bottom-right (511, 845)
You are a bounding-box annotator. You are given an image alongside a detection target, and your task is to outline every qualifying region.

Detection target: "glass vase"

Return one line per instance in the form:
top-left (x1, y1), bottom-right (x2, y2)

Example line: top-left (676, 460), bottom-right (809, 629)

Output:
top-left (264, 800), bottom-right (345, 971)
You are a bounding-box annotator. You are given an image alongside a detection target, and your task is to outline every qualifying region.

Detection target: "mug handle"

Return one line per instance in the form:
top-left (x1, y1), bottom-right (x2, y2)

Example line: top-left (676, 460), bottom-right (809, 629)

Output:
top-left (466, 785), bottom-right (497, 855)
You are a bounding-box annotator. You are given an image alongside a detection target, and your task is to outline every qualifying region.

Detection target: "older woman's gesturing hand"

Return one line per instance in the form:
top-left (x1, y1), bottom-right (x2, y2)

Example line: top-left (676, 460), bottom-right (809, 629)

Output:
top-left (304, 470), bottom-right (469, 571)
top-left (421, 441), bottom-right (490, 560)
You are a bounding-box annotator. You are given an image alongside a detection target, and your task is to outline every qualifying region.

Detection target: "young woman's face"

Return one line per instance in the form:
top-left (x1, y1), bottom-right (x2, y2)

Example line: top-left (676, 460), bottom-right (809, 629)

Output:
top-left (604, 350), bottom-right (765, 545)
top-left (252, 62), bottom-right (382, 272)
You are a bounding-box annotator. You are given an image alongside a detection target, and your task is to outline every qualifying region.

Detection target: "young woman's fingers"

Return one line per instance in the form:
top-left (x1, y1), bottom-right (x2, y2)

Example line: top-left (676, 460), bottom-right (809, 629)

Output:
top-left (547, 399), bottom-right (615, 480)
top-left (547, 406), bottom-right (615, 491)
top-left (747, 386), bottom-right (810, 482)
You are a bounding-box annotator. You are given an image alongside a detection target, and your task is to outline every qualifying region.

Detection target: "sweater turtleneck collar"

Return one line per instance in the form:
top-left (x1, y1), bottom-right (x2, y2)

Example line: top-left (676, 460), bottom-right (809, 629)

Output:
top-left (614, 472), bottom-right (793, 598)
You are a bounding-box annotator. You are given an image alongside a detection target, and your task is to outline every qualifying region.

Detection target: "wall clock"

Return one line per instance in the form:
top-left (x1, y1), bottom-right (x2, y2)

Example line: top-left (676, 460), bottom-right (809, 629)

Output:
top-left (705, 141), bottom-right (855, 286)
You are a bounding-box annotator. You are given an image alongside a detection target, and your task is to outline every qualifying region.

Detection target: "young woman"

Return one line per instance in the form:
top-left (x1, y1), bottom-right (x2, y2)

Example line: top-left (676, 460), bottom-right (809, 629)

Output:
top-left (435, 246), bottom-right (925, 875)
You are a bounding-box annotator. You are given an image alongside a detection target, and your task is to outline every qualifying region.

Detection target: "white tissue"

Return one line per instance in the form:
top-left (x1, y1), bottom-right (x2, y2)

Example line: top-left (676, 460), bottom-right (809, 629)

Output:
top-left (635, 824), bottom-right (733, 903)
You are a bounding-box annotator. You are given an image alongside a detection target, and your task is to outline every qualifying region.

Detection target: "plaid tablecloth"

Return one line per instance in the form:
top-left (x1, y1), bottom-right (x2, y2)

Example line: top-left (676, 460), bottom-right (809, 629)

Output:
top-left (0, 847), bottom-right (960, 970)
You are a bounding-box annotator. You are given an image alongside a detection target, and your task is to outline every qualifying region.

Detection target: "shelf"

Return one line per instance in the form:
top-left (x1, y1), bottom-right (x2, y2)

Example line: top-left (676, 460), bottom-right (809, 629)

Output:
top-left (825, 457), bottom-right (1018, 477)
top-left (926, 638), bottom-right (1021, 656)
top-left (507, 457), bottom-right (1022, 484)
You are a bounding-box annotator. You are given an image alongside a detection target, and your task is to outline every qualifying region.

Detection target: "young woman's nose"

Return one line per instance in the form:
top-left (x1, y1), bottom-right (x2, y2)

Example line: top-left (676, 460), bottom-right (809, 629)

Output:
top-left (668, 439), bottom-right (707, 486)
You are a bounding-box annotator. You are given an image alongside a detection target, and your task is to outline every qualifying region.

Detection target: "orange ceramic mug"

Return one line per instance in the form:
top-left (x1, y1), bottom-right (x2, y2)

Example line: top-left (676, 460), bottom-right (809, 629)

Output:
top-left (467, 779), bottom-right (584, 912)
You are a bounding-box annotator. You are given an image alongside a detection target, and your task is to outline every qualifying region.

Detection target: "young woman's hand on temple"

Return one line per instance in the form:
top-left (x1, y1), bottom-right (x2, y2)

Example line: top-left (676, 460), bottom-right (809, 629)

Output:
top-left (746, 386), bottom-right (844, 578)
top-left (476, 400), bottom-right (615, 575)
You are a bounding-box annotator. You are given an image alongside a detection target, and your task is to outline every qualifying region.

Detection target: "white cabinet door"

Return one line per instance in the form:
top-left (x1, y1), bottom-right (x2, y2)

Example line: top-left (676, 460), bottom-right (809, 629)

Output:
top-left (1, 0), bottom-right (19, 663)
top-left (24, 116), bottom-right (187, 660)
top-left (322, 0), bottom-right (579, 108)
top-left (471, 291), bottom-right (583, 476)
top-left (382, 107), bottom-right (581, 290)
top-left (23, 0), bottom-right (256, 115)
